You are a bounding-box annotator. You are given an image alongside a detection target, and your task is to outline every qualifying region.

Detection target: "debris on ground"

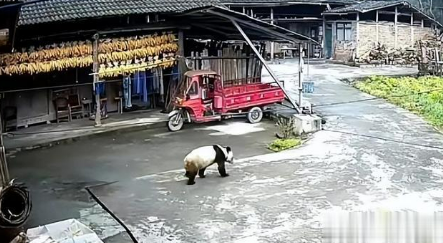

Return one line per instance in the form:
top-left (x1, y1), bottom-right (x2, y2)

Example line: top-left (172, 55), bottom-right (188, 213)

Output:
top-left (27, 219), bottom-right (103, 243)
top-left (9, 232), bottom-right (27, 243)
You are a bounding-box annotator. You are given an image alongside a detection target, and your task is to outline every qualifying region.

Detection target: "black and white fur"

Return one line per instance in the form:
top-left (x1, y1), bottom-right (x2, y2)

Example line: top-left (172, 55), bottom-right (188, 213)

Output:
top-left (183, 145), bottom-right (234, 185)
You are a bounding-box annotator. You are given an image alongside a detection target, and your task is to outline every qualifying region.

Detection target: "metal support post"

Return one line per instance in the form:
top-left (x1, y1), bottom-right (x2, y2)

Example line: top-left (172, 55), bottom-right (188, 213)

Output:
top-left (92, 34), bottom-right (102, 126)
top-left (0, 113), bottom-right (9, 187)
top-left (270, 8), bottom-right (274, 61)
top-left (298, 43), bottom-right (303, 111)
top-left (231, 20), bottom-right (301, 113)
top-left (307, 41), bottom-right (310, 77)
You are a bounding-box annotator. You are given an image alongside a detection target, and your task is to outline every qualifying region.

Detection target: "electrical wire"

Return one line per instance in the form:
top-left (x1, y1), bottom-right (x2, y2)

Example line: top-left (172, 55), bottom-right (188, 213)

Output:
top-left (323, 129), bottom-right (443, 151)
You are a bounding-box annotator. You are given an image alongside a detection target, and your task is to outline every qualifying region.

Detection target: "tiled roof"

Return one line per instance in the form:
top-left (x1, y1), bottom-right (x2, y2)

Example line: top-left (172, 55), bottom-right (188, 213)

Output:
top-left (18, 0), bottom-right (220, 26)
top-left (325, 0), bottom-right (406, 13)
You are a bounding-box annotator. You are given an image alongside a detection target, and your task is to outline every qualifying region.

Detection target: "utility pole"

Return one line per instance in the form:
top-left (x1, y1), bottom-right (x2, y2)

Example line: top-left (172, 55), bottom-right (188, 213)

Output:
top-left (298, 43), bottom-right (304, 110)
top-left (270, 8), bottom-right (274, 61)
top-left (92, 33), bottom-right (102, 126)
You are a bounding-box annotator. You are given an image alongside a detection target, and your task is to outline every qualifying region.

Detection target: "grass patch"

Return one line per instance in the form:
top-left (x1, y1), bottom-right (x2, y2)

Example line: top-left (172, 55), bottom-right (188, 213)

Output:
top-left (268, 138), bottom-right (301, 152)
top-left (355, 76), bottom-right (443, 128)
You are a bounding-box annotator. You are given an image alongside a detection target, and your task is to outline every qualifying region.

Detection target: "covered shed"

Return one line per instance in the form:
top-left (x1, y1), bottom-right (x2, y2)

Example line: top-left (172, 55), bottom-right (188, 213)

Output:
top-left (0, 1), bottom-right (315, 128)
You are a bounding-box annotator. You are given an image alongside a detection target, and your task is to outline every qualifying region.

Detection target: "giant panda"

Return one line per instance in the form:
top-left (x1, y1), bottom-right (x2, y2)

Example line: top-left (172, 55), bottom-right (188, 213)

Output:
top-left (183, 145), bottom-right (234, 185)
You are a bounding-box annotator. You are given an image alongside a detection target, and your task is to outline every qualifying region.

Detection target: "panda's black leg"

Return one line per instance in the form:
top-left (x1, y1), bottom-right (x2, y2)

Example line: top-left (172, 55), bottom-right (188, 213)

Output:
top-left (187, 173), bottom-right (196, 185)
top-left (198, 168), bottom-right (206, 178)
top-left (217, 162), bottom-right (229, 177)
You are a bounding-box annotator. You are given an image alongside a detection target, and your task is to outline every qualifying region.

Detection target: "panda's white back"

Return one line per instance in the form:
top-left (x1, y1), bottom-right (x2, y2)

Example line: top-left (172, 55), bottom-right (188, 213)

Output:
top-left (184, 146), bottom-right (217, 168)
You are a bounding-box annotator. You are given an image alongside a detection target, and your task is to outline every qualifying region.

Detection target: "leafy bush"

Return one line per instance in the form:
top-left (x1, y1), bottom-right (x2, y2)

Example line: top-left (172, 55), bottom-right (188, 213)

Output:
top-left (268, 138), bottom-right (301, 152)
top-left (355, 75), bottom-right (443, 128)
top-left (276, 116), bottom-right (296, 139)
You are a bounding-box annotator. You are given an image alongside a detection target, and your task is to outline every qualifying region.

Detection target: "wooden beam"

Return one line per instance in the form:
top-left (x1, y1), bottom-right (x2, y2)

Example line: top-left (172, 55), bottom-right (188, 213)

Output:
top-left (356, 12), bottom-right (360, 58)
top-left (411, 13), bottom-right (414, 45)
top-left (395, 6), bottom-right (398, 49)
top-left (322, 12), bottom-right (350, 16)
top-left (322, 15), bottom-right (326, 57)
top-left (92, 33), bottom-right (101, 126)
top-left (178, 29), bottom-right (184, 56)
top-left (270, 8), bottom-right (274, 25)
top-left (378, 10), bottom-right (412, 17)
top-left (421, 19), bottom-right (424, 28)
top-left (376, 10), bottom-right (379, 43)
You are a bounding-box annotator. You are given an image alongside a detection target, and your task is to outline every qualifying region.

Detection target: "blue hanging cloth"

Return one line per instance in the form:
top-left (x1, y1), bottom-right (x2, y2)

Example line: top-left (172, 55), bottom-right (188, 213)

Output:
top-left (123, 75), bottom-right (132, 108)
top-left (95, 82), bottom-right (105, 97)
top-left (140, 71), bottom-right (148, 103)
top-left (132, 71), bottom-right (139, 95)
top-left (137, 71), bottom-right (143, 95)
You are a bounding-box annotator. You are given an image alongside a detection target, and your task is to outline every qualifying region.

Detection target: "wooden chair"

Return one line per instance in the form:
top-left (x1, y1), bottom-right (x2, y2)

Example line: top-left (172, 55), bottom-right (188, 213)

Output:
top-left (68, 94), bottom-right (84, 119)
top-left (53, 97), bottom-right (72, 123)
top-left (2, 106), bottom-right (17, 132)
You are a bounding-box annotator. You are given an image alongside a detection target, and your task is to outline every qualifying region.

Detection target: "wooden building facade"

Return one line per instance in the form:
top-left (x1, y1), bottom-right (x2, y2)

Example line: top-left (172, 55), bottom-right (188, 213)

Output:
top-left (223, 0), bottom-right (442, 61)
top-left (0, 1), bottom-right (314, 129)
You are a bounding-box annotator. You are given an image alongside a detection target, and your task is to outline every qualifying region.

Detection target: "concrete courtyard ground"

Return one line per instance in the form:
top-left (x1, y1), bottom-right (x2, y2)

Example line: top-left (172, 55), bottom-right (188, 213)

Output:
top-left (8, 61), bottom-right (443, 242)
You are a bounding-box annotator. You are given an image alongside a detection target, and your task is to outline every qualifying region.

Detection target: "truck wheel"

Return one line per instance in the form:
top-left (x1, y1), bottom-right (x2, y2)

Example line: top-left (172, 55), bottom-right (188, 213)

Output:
top-left (167, 114), bottom-right (184, 132)
top-left (247, 107), bottom-right (263, 124)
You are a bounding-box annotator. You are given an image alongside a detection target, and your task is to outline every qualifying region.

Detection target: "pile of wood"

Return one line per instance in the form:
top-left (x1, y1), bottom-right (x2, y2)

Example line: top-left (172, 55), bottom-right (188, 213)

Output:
top-left (360, 43), bottom-right (418, 66)
top-left (417, 33), bottom-right (443, 75)
top-left (0, 33), bottom-right (178, 76)
top-left (187, 41), bottom-right (265, 83)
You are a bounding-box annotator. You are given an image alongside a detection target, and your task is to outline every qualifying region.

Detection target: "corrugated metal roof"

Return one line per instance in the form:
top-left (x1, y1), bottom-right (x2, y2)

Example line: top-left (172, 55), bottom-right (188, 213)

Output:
top-left (18, 0), bottom-right (220, 26)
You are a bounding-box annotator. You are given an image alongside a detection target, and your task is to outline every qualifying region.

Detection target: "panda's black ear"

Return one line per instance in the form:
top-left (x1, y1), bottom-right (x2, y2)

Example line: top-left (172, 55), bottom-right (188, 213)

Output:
top-left (226, 146), bottom-right (231, 152)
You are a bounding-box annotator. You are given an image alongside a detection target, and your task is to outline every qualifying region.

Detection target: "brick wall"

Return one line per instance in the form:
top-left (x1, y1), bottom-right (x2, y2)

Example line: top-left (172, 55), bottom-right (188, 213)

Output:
top-left (413, 25), bottom-right (435, 40)
top-left (358, 23), bottom-right (378, 58)
top-left (357, 21), bottom-right (436, 57)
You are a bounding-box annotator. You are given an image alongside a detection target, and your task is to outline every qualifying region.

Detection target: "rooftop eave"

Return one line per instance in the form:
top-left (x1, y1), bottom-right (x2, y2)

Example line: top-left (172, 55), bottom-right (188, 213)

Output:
top-left (222, 2), bottom-right (289, 6)
top-left (322, 12), bottom-right (352, 15)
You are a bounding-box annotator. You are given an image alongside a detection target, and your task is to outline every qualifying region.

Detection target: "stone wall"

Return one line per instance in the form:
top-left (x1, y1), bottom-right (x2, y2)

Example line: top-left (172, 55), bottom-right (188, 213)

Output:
top-left (357, 21), bottom-right (436, 57)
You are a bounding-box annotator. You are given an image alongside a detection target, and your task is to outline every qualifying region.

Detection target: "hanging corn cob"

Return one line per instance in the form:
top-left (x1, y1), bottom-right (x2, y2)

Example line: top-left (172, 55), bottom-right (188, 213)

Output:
top-left (98, 57), bottom-right (176, 78)
top-left (0, 32), bottom-right (177, 76)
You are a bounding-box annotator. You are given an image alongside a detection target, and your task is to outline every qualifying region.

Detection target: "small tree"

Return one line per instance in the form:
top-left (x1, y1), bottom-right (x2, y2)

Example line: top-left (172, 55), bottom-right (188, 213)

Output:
top-left (276, 116), bottom-right (296, 139)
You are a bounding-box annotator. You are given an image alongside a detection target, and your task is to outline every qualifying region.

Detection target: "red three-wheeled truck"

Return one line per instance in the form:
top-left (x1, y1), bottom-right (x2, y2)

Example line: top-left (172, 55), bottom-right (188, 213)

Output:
top-left (167, 70), bottom-right (285, 131)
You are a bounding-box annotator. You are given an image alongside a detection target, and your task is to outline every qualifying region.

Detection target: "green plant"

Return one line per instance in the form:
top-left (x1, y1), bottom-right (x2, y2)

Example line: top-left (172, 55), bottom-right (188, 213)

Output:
top-left (355, 75), bottom-right (443, 128)
top-left (268, 138), bottom-right (301, 152)
top-left (276, 116), bottom-right (296, 139)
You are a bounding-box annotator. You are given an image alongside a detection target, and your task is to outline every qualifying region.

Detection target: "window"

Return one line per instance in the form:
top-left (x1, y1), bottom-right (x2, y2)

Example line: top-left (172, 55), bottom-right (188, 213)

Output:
top-left (336, 23), bottom-right (352, 41)
top-left (187, 81), bottom-right (198, 96)
top-left (311, 27), bottom-right (317, 38)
